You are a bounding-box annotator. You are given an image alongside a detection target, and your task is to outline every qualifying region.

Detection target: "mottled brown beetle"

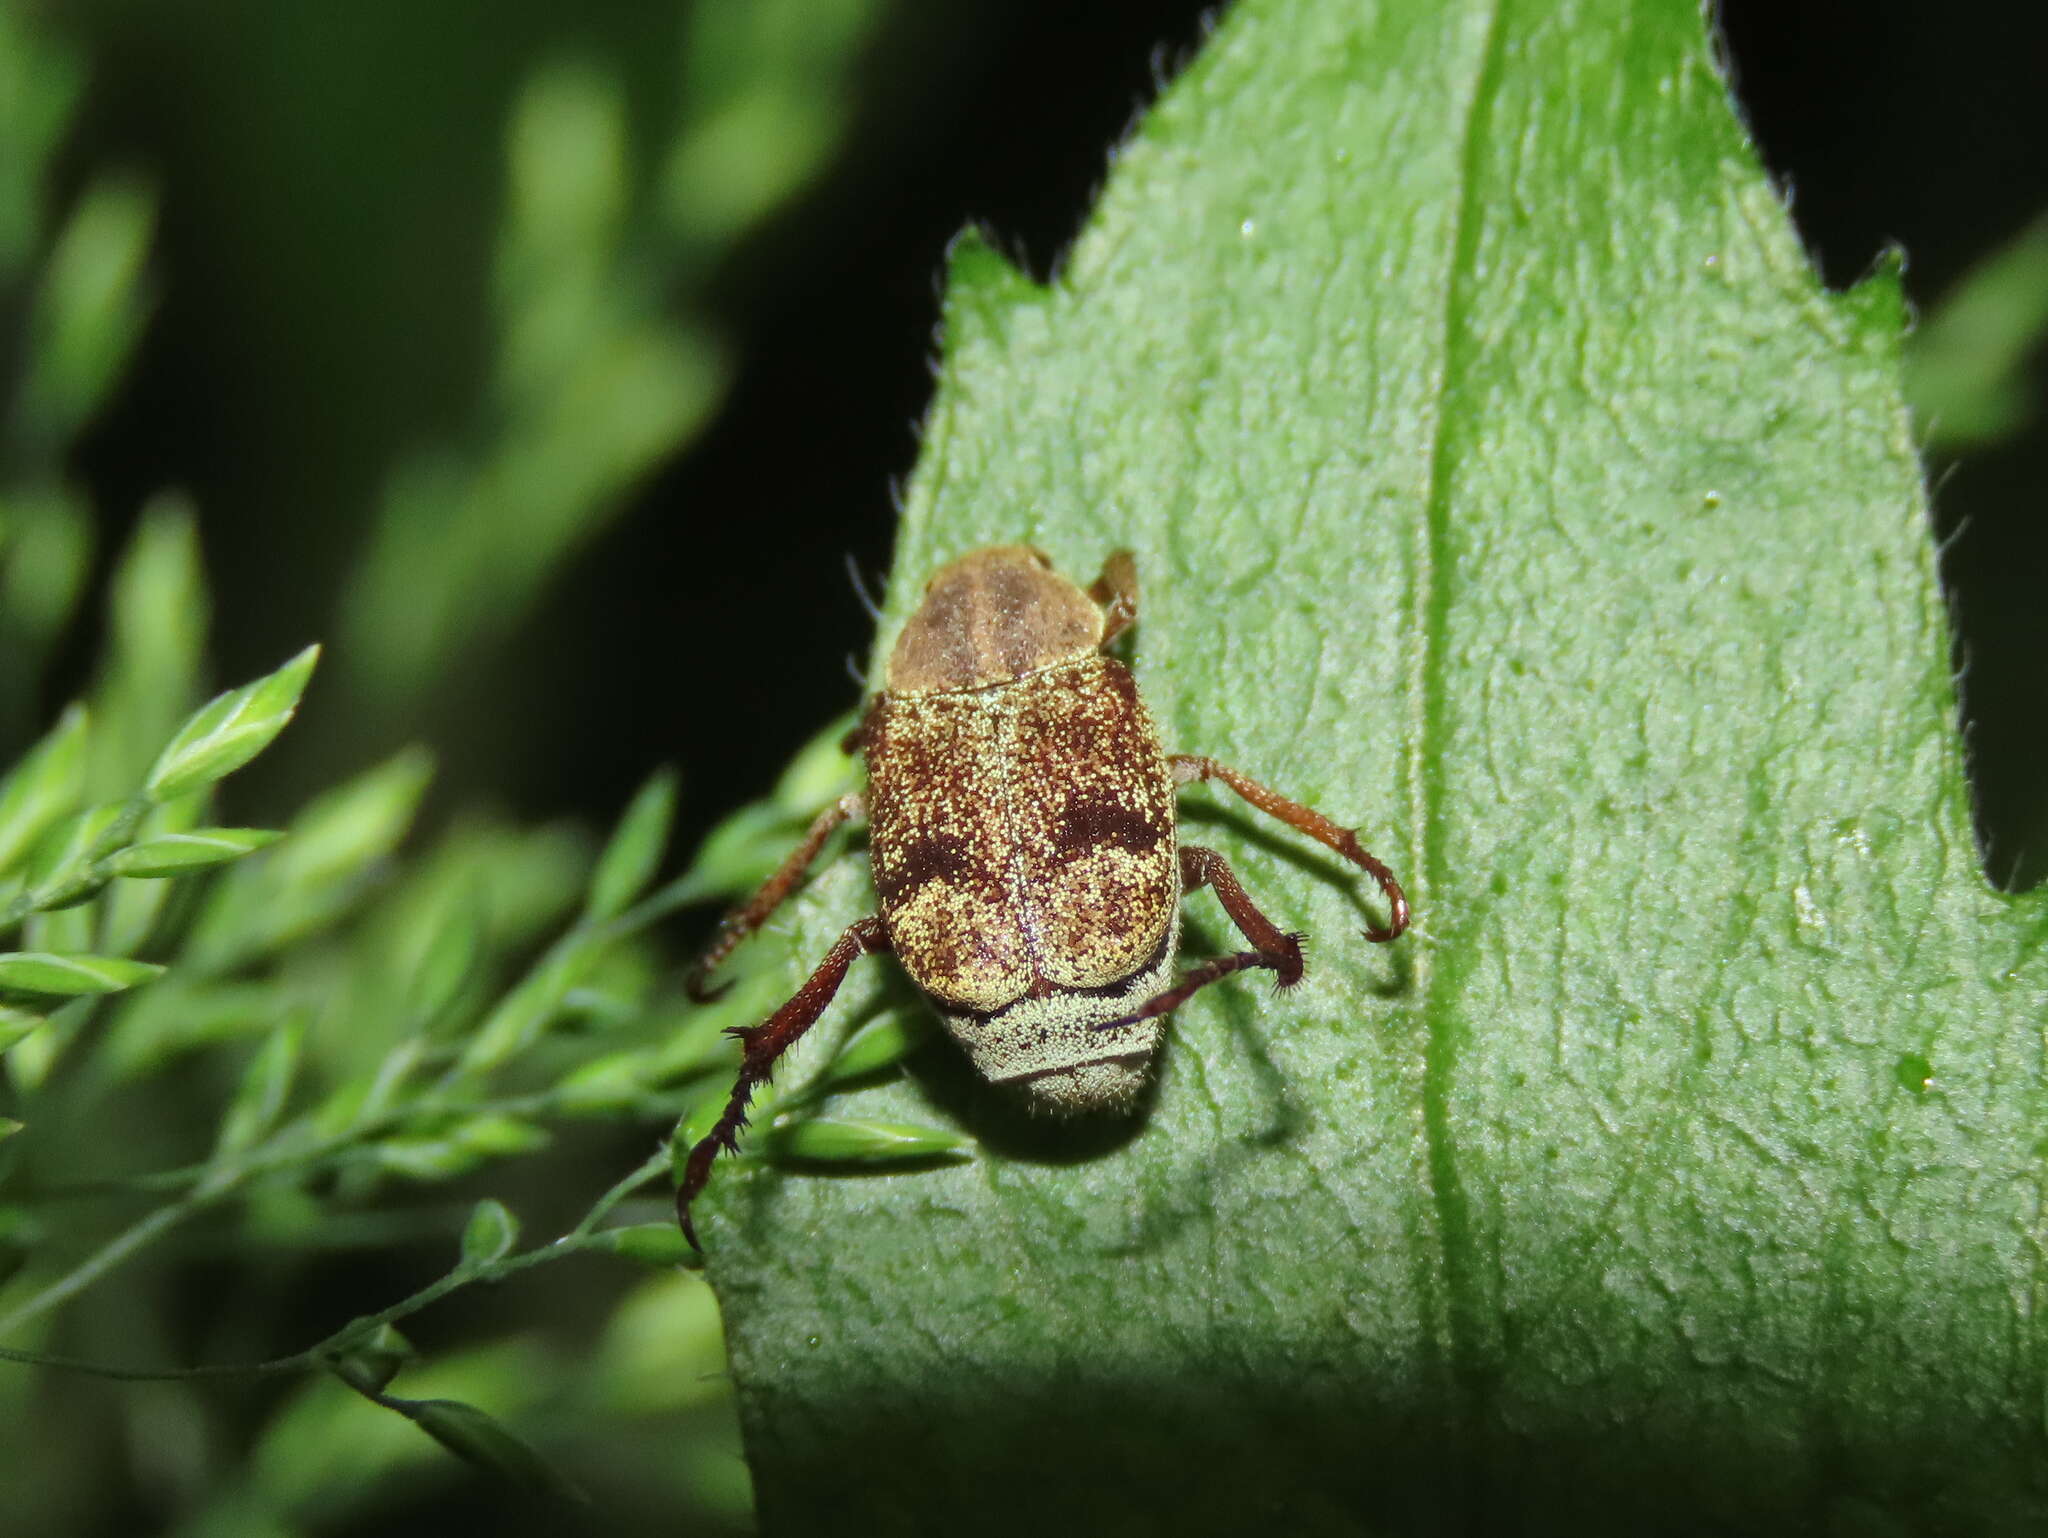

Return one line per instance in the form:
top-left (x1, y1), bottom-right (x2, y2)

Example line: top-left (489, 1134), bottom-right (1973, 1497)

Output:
top-left (676, 545), bottom-right (1407, 1246)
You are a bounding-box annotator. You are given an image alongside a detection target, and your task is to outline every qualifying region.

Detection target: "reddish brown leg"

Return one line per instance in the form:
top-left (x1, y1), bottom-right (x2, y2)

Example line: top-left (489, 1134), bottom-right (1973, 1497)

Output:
top-left (1169, 755), bottom-right (1409, 941)
top-left (677, 915), bottom-right (891, 1248)
top-left (1088, 549), bottom-right (1140, 646)
top-left (1093, 846), bottom-right (1303, 1033)
top-left (686, 792), bottom-right (866, 1002)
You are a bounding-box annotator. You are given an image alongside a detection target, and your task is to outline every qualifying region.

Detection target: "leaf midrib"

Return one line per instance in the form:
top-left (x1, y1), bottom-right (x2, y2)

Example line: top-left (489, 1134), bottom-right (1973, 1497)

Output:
top-left (1412, 0), bottom-right (1506, 1427)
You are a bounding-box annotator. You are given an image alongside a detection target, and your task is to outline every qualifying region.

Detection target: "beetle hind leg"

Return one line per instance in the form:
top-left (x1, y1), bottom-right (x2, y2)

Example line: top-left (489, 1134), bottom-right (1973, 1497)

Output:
top-left (677, 914), bottom-right (891, 1248)
top-left (1091, 845), bottom-right (1304, 1034)
top-left (1169, 755), bottom-right (1409, 941)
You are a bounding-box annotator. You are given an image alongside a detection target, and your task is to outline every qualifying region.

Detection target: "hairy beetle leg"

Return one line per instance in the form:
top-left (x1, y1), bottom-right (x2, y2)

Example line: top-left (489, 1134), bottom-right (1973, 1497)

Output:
top-left (678, 914), bottom-right (892, 1248)
top-left (1092, 845), bottom-right (1304, 1033)
top-left (1168, 755), bottom-right (1409, 942)
top-left (1180, 844), bottom-right (1304, 986)
top-left (684, 792), bottom-right (867, 1003)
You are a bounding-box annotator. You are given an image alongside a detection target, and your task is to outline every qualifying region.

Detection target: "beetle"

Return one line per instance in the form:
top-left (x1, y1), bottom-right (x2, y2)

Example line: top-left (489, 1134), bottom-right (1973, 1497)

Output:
top-left (676, 545), bottom-right (1407, 1246)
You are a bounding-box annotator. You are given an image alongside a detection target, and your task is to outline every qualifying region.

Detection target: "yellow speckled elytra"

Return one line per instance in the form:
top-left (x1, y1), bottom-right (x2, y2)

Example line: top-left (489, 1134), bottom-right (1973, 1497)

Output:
top-left (676, 546), bottom-right (1408, 1246)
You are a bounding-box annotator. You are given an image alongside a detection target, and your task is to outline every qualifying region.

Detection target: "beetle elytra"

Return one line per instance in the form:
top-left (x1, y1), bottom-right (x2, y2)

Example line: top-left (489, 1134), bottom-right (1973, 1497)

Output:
top-left (676, 545), bottom-right (1407, 1246)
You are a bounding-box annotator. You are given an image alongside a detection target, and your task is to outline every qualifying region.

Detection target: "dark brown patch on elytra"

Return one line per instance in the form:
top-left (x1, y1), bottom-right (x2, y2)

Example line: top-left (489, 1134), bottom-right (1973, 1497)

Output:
top-left (1009, 656), bottom-right (1178, 991)
top-left (871, 831), bottom-right (976, 907)
top-left (1051, 796), bottom-right (1168, 857)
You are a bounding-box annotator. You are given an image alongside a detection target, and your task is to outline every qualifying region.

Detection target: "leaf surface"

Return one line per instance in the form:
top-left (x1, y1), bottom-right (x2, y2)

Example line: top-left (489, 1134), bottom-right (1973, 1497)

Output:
top-left (701, 2), bottom-right (2048, 1530)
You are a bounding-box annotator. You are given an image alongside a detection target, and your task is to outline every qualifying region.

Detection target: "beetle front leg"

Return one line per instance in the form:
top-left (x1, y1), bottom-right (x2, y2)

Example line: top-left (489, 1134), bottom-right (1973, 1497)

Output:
top-left (686, 791), bottom-right (867, 1002)
top-left (1088, 549), bottom-right (1139, 646)
top-left (677, 914), bottom-right (891, 1248)
top-left (1169, 755), bottom-right (1409, 941)
top-left (1092, 845), bottom-right (1304, 1032)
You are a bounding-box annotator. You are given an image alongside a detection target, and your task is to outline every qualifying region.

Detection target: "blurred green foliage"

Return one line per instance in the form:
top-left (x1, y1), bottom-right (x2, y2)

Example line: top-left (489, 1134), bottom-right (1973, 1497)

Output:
top-left (0, 2), bottom-right (970, 1532)
top-left (0, 507), bottom-right (944, 1529)
top-left (0, 6), bottom-right (151, 739)
top-left (336, 0), bottom-right (889, 726)
top-left (1904, 215), bottom-right (2048, 448)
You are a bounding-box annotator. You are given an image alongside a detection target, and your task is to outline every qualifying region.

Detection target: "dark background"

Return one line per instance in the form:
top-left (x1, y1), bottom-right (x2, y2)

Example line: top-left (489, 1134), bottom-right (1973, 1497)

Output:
top-left (50, 0), bottom-right (2048, 895)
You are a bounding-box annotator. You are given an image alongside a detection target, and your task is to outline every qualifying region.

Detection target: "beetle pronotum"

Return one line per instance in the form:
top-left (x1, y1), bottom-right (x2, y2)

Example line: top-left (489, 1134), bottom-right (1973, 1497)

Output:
top-left (677, 545), bottom-right (1407, 1246)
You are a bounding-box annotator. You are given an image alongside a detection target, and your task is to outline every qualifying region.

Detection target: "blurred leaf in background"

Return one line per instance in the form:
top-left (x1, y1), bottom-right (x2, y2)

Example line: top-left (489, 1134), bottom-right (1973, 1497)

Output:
top-left (0, 6), bottom-right (154, 739)
top-left (0, 3), bottom-right (914, 1532)
top-left (1905, 215), bottom-right (2048, 451)
top-left (338, 0), bottom-right (888, 717)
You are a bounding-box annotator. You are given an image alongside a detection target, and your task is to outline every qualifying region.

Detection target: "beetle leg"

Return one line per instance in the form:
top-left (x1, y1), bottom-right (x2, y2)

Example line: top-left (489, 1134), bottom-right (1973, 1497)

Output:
top-left (1179, 844), bottom-right (1306, 984)
top-left (1168, 755), bottom-right (1409, 941)
top-left (677, 914), bottom-right (892, 1248)
top-left (1088, 549), bottom-right (1140, 646)
top-left (1091, 845), bottom-right (1304, 1032)
top-left (685, 791), bottom-right (867, 1002)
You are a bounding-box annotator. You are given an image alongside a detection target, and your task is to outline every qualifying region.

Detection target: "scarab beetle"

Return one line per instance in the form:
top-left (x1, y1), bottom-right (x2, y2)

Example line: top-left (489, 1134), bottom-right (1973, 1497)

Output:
top-left (676, 545), bottom-right (1407, 1245)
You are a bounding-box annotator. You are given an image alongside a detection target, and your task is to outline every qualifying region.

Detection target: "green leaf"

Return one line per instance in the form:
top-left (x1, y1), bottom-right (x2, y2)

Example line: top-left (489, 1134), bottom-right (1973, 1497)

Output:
top-left (771, 710), bottom-right (860, 819)
top-left (94, 792), bottom-right (203, 956)
top-left (814, 1011), bottom-right (923, 1088)
top-left (213, 1014), bottom-right (305, 1157)
top-left (106, 826), bottom-right (280, 878)
top-left (454, 945), bottom-right (595, 1076)
top-left (2, 995), bottom-right (89, 1089)
top-left (88, 500), bottom-right (209, 795)
top-left (144, 644), bottom-right (319, 803)
top-left (374, 1116), bottom-right (549, 1182)
top-left (1904, 214), bottom-right (2048, 449)
top-left (760, 1117), bottom-right (971, 1166)
top-left (0, 1003), bottom-right (48, 1053)
top-left (339, 59), bottom-right (720, 711)
top-left (453, 1116), bottom-right (549, 1158)
top-left (372, 1137), bottom-right (486, 1184)
top-left (0, 1205), bottom-right (41, 1288)
top-left (553, 1049), bottom-right (652, 1114)
top-left (700, 2), bottom-right (2048, 1531)
top-left (588, 1222), bottom-right (695, 1269)
top-left (0, 1117), bottom-right (21, 1142)
top-left (585, 765), bottom-right (677, 920)
top-left (185, 747), bottom-right (432, 970)
top-left (0, 489), bottom-right (94, 666)
top-left (0, 703), bottom-right (87, 873)
top-left (403, 891), bottom-right (484, 1033)
top-left (398, 1397), bottom-right (587, 1504)
top-left (0, 951), bottom-right (162, 996)
top-left (326, 1324), bottom-right (416, 1398)
top-left (682, 800), bottom-right (800, 902)
top-left (15, 175), bottom-right (155, 452)
top-left (458, 1199), bottom-right (520, 1267)
top-left (14, 799), bottom-right (126, 913)
top-left (0, 7), bottom-right (83, 274)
